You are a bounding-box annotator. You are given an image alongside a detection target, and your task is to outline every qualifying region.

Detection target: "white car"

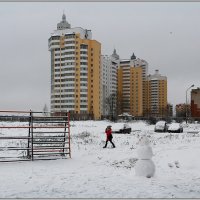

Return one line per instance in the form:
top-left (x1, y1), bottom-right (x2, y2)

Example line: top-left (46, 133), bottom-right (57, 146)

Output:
top-left (154, 121), bottom-right (168, 132)
top-left (168, 123), bottom-right (183, 133)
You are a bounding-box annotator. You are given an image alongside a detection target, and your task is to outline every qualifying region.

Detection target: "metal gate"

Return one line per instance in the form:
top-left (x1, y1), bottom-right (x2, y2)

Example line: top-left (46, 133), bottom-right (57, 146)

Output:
top-left (0, 110), bottom-right (71, 162)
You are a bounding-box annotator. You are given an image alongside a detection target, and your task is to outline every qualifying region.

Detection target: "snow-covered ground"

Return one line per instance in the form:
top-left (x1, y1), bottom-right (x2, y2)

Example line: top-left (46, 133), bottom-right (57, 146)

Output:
top-left (0, 120), bottom-right (200, 198)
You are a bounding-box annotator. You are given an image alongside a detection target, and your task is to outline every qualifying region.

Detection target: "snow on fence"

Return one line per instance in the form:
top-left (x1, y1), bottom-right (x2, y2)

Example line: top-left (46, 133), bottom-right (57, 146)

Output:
top-left (0, 110), bottom-right (71, 162)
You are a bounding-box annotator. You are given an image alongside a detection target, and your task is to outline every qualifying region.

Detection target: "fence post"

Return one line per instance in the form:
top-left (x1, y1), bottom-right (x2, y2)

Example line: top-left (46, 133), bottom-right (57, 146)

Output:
top-left (27, 110), bottom-right (32, 159)
top-left (67, 111), bottom-right (71, 158)
top-left (62, 112), bottom-right (67, 156)
top-left (30, 110), bottom-right (34, 161)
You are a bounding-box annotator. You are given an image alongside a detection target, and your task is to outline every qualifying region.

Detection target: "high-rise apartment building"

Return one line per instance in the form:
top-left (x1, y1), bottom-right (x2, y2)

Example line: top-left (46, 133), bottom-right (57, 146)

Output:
top-left (49, 15), bottom-right (168, 119)
top-left (49, 14), bottom-right (101, 119)
top-left (101, 49), bottom-right (119, 116)
top-left (145, 70), bottom-right (167, 117)
top-left (130, 53), bottom-right (149, 116)
top-left (117, 53), bottom-right (148, 117)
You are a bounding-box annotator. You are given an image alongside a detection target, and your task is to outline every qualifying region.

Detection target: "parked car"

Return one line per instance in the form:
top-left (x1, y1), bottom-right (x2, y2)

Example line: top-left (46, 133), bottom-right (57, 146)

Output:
top-left (168, 123), bottom-right (183, 133)
top-left (154, 121), bottom-right (168, 132)
top-left (113, 124), bottom-right (132, 134)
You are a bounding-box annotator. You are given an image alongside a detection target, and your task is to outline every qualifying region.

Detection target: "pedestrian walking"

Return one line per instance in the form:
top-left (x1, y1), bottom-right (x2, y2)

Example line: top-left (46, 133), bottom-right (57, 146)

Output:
top-left (103, 125), bottom-right (115, 148)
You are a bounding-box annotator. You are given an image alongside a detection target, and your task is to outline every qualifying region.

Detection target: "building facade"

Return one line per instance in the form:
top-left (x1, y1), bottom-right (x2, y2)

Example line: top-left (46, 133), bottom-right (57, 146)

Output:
top-left (175, 103), bottom-right (190, 118)
top-left (101, 49), bottom-right (119, 117)
top-left (117, 53), bottom-right (148, 117)
top-left (49, 14), bottom-right (101, 119)
top-left (145, 70), bottom-right (167, 117)
top-left (191, 88), bottom-right (200, 118)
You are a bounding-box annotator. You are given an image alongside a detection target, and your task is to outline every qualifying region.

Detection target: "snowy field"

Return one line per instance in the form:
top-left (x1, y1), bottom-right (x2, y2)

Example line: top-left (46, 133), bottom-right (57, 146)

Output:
top-left (0, 120), bottom-right (200, 198)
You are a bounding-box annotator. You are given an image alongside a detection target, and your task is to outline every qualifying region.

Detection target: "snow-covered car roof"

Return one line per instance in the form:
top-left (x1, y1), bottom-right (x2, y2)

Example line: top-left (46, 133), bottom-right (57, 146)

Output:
top-left (155, 121), bottom-right (166, 126)
top-left (168, 123), bottom-right (182, 130)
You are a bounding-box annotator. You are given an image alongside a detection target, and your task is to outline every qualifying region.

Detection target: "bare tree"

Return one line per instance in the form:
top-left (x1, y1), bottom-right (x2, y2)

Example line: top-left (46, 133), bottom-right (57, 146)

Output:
top-left (116, 91), bottom-right (123, 116)
top-left (105, 93), bottom-right (117, 121)
top-left (43, 104), bottom-right (49, 117)
top-left (105, 91), bottom-right (126, 120)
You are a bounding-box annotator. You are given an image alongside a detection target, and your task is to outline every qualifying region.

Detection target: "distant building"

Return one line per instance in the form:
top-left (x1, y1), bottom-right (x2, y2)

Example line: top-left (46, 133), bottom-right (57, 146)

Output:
top-left (48, 14), bottom-right (101, 119)
top-left (117, 56), bottom-right (167, 118)
top-left (101, 49), bottom-right (119, 117)
top-left (117, 53), bottom-right (148, 117)
top-left (175, 103), bottom-right (190, 117)
top-left (191, 88), bottom-right (200, 118)
top-left (144, 70), bottom-right (167, 117)
top-left (48, 14), bottom-right (168, 120)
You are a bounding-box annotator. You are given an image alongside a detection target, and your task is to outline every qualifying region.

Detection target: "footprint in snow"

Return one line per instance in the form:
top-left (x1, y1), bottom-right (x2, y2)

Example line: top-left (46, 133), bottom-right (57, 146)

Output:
top-left (168, 161), bottom-right (180, 168)
top-left (174, 161), bottom-right (180, 168)
top-left (168, 163), bottom-right (174, 168)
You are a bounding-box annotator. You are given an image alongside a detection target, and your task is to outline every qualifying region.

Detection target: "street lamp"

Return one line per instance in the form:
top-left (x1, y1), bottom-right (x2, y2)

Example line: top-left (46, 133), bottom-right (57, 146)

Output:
top-left (186, 84), bottom-right (194, 124)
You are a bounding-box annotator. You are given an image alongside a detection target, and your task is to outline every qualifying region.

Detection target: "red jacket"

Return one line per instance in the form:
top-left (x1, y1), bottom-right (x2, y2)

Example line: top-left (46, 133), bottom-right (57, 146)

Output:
top-left (105, 128), bottom-right (112, 141)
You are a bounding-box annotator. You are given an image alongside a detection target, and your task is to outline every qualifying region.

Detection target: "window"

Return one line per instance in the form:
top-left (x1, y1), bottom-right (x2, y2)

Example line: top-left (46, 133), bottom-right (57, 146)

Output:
top-left (80, 44), bottom-right (88, 49)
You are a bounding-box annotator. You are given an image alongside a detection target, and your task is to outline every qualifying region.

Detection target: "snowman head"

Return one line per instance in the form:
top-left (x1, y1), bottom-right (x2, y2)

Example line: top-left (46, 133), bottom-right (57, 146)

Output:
top-left (139, 135), bottom-right (150, 146)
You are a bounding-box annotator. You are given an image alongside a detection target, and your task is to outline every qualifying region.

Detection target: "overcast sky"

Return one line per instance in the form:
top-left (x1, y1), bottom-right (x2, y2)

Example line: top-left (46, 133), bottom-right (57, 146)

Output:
top-left (0, 2), bottom-right (200, 112)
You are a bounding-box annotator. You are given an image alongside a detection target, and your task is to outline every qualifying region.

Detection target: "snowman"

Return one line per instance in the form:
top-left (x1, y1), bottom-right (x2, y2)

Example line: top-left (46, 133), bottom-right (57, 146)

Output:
top-left (135, 135), bottom-right (155, 178)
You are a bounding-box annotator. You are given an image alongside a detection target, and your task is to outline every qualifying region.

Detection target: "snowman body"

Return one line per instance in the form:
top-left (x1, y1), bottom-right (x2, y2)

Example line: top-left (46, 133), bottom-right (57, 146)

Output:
top-left (135, 136), bottom-right (155, 178)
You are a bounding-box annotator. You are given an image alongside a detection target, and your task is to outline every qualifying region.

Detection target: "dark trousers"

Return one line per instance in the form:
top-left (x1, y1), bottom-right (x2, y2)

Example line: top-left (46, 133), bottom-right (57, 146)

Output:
top-left (104, 138), bottom-right (115, 148)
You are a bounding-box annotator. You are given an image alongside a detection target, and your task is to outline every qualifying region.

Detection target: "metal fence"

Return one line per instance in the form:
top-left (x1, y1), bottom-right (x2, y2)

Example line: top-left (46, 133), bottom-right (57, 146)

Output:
top-left (0, 110), bottom-right (71, 162)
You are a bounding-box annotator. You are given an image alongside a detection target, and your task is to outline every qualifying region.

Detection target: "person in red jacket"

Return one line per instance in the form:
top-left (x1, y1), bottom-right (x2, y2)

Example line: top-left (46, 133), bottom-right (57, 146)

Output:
top-left (103, 125), bottom-right (115, 148)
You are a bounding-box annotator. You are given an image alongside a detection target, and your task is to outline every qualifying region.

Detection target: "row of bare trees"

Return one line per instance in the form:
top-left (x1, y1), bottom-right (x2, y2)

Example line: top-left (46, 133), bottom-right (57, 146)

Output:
top-left (104, 92), bottom-right (172, 120)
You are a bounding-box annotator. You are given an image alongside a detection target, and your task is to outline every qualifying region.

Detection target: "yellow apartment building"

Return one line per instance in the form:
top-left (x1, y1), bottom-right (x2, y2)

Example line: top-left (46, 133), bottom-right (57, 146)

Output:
top-left (145, 70), bottom-right (167, 117)
top-left (117, 54), bottom-right (148, 117)
top-left (48, 14), bottom-right (101, 119)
